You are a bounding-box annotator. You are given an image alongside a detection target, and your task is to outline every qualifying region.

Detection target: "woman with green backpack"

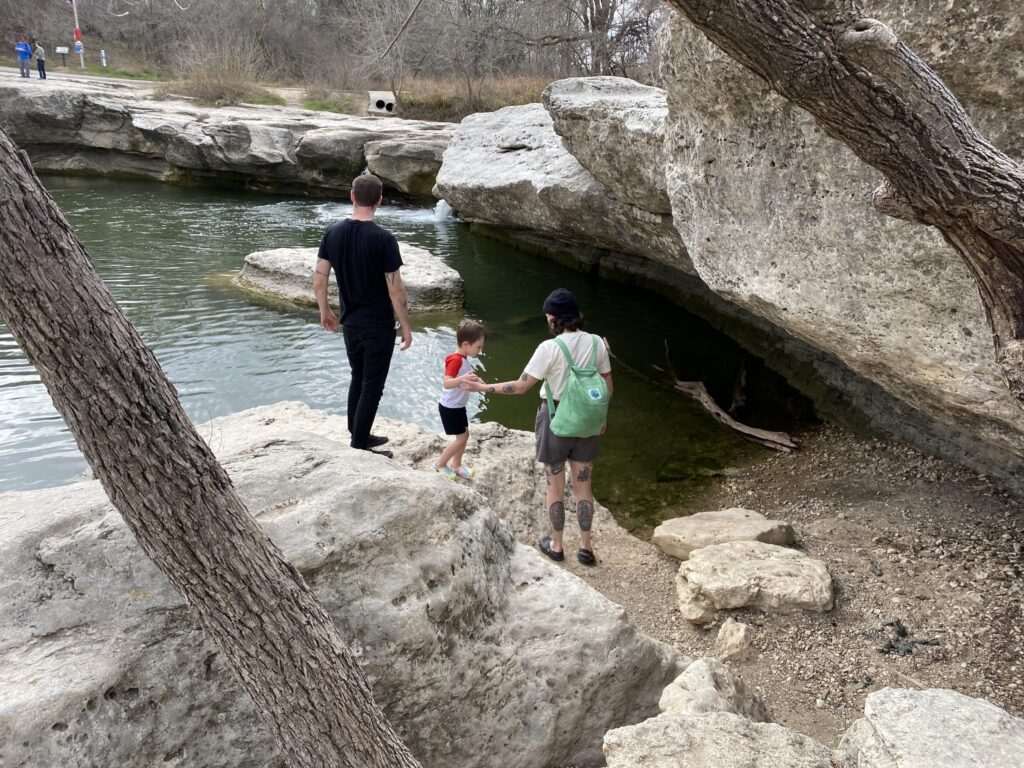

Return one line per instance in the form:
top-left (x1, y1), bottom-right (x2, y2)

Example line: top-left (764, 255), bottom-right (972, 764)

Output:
top-left (469, 288), bottom-right (612, 566)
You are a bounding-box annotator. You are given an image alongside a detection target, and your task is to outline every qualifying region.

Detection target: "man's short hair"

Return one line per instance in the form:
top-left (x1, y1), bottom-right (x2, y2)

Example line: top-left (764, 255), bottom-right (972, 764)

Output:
top-left (457, 320), bottom-right (486, 346)
top-left (352, 174), bottom-right (383, 207)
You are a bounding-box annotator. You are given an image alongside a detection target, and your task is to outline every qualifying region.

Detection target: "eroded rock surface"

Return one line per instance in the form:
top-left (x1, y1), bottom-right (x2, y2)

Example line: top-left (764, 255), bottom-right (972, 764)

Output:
top-left (0, 79), bottom-right (452, 197)
top-left (543, 77), bottom-right (670, 214)
top-left (658, 658), bottom-right (768, 723)
top-left (839, 688), bottom-right (1024, 768)
top-left (603, 711), bottom-right (840, 768)
top-left (0, 402), bottom-right (682, 768)
top-left (658, 7), bottom-right (1024, 483)
top-left (652, 508), bottom-right (795, 561)
top-left (435, 103), bottom-right (693, 276)
top-left (676, 541), bottom-right (833, 625)
top-left (232, 244), bottom-right (464, 313)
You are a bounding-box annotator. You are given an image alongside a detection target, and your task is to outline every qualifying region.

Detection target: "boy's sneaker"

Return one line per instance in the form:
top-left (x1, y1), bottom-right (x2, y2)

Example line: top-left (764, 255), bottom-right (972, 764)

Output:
top-left (434, 465), bottom-right (457, 482)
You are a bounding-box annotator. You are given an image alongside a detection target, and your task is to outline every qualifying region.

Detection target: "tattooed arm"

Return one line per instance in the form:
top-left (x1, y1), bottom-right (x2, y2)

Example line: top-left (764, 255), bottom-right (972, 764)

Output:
top-left (385, 268), bottom-right (413, 351)
top-left (313, 259), bottom-right (337, 331)
top-left (469, 371), bottom-right (539, 395)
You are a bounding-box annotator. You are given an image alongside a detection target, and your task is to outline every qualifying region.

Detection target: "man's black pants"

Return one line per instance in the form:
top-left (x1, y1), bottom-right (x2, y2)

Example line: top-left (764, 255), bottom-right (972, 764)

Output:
top-left (342, 325), bottom-right (395, 449)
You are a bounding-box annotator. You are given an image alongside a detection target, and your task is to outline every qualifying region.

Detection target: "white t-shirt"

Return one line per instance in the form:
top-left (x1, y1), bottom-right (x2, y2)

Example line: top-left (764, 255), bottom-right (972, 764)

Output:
top-left (524, 331), bottom-right (611, 401)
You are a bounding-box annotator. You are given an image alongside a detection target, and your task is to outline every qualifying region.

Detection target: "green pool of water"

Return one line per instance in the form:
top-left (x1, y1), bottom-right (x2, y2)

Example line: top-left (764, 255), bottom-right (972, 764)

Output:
top-left (0, 177), bottom-right (814, 530)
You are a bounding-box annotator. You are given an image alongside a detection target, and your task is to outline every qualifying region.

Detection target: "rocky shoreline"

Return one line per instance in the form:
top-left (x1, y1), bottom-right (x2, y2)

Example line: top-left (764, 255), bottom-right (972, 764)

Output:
top-left (575, 419), bottom-right (1024, 747)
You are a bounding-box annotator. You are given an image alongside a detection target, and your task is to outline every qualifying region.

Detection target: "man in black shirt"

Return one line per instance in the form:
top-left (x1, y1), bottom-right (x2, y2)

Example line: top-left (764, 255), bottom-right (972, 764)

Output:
top-left (314, 174), bottom-right (413, 456)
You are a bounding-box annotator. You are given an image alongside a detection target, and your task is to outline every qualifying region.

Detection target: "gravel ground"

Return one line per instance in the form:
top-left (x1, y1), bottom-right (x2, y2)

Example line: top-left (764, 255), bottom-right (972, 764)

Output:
top-left (565, 423), bottom-right (1023, 747)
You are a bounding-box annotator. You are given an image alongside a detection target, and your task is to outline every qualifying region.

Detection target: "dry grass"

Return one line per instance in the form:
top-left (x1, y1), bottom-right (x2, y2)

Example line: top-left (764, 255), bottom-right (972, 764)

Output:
top-left (398, 75), bottom-right (551, 122)
top-left (167, 34), bottom-right (283, 107)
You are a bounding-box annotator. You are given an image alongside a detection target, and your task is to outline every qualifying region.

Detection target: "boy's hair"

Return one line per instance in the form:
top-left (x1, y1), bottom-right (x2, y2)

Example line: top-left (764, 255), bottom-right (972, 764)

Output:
top-left (457, 320), bottom-right (486, 346)
top-left (351, 173), bottom-right (383, 207)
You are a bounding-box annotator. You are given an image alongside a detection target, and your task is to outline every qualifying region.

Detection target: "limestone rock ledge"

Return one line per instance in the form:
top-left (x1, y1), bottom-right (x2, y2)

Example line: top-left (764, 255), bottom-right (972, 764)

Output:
top-left (434, 102), bottom-right (694, 276)
top-left (658, 7), bottom-right (1024, 481)
top-left (232, 244), bottom-right (464, 313)
top-left (0, 79), bottom-right (452, 197)
top-left (0, 402), bottom-right (683, 768)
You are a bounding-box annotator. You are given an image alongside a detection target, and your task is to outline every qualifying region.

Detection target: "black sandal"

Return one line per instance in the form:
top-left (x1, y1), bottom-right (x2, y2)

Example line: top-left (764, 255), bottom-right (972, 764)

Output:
top-left (577, 548), bottom-right (596, 566)
top-left (538, 536), bottom-right (564, 562)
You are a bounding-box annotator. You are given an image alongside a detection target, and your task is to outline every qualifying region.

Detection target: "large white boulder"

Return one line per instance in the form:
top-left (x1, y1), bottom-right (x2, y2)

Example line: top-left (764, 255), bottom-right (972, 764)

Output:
top-left (652, 508), bottom-right (795, 561)
top-left (0, 402), bottom-right (683, 768)
top-left (658, 7), bottom-right (1024, 483)
top-left (0, 80), bottom-right (453, 197)
top-left (603, 711), bottom-right (840, 768)
top-left (232, 244), bottom-right (464, 313)
top-left (675, 541), bottom-right (833, 625)
top-left (435, 103), bottom-right (694, 276)
top-left (839, 688), bottom-right (1024, 768)
top-left (543, 76), bottom-right (671, 214)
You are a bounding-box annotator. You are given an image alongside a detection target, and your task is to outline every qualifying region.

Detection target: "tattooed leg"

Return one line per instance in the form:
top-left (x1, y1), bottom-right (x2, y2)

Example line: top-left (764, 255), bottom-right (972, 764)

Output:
top-left (569, 459), bottom-right (595, 551)
top-left (548, 501), bottom-right (566, 533)
top-left (545, 462), bottom-right (567, 551)
top-left (577, 500), bottom-right (594, 532)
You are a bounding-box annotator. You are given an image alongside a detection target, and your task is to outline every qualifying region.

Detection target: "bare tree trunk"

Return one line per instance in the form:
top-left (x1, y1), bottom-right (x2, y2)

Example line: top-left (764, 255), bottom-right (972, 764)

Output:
top-left (0, 129), bottom-right (421, 768)
top-left (668, 0), bottom-right (1024, 409)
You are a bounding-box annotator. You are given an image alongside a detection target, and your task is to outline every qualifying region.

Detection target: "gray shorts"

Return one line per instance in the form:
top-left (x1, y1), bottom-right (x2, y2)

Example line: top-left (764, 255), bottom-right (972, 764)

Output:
top-left (535, 403), bottom-right (599, 466)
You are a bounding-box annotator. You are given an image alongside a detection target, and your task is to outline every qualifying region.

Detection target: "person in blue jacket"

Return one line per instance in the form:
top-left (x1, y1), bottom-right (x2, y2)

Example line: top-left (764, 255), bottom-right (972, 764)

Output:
top-left (15, 36), bottom-right (32, 78)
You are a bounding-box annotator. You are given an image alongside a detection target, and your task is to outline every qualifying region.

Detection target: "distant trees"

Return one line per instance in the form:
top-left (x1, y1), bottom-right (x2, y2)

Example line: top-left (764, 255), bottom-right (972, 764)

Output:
top-left (0, 0), bottom-right (665, 89)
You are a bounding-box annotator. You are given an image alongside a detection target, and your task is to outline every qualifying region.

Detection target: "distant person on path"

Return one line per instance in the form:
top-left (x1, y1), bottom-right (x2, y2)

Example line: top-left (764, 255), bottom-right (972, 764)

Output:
top-left (469, 288), bottom-right (612, 566)
top-left (314, 173), bottom-right (412, 457)
top-left (33, 41), bottom-right (45, 79)
top-left (15, 36), bottom-right (32, 78)
top-left (434, 320), bottom-right (484, 480)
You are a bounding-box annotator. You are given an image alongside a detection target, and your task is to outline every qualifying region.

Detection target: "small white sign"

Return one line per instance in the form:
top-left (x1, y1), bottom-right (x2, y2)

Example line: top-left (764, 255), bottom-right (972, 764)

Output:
top-left (73, 41), bottom-right (83, 53)
top-left (55, 46), bottom-right (69, 54)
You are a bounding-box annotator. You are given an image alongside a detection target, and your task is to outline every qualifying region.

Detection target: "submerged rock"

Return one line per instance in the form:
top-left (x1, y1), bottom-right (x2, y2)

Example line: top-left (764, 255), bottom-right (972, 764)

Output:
top-left (675, 541), bottom-right (833, 625)
top-left (0, 402), bottom-right (683, 768)
top-left (232, 244), bottom-right (464, 313)
top-left (0, 79), bottom-right (453, 197)
top-left (652, 508), bottom-right (795, 561)
top-left (839, 688), bottom-right (1024, 768)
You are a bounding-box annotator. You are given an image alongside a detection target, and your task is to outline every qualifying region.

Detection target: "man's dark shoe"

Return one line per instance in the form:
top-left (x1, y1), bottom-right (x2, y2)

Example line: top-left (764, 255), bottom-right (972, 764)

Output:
top-left (538, 536), bottom-right (564, 562)
top-left (366, 434), bottom-right (389, 448)
top-left (577, 548), bottom-right (597, 566)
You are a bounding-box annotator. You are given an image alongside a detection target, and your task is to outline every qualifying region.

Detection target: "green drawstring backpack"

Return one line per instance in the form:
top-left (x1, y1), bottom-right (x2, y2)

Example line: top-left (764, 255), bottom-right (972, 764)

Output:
top-left (545, 335), bottom-right (610, 438)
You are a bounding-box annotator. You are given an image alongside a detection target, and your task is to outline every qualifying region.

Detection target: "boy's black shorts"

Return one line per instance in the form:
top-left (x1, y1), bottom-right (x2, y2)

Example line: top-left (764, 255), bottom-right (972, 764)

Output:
top-left (438, 403), bottom-right (469, 435)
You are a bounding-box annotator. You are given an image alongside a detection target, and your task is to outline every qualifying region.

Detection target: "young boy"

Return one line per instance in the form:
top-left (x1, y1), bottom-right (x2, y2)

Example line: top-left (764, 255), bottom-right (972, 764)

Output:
top-left (435, 320), bottom-right (485, 480)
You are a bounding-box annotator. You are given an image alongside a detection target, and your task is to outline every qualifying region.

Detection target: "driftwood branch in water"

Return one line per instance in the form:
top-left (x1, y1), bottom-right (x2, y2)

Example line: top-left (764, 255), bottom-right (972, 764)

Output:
top-left (663, 341), bottom-right (799, 453)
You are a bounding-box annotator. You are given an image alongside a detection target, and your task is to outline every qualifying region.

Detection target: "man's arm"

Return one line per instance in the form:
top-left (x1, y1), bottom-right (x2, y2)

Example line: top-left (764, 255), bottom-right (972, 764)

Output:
top-left (386, 268), bottom-right (412, 351)
top-left (313, 259), bottom-right (337, 331)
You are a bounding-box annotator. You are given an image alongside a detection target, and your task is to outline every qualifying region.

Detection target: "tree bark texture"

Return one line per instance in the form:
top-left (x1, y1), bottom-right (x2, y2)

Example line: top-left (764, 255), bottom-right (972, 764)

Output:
top-left (0, 129), bottom-right (421, 768)
top-left (667, 0), bottom-right (1024, 409)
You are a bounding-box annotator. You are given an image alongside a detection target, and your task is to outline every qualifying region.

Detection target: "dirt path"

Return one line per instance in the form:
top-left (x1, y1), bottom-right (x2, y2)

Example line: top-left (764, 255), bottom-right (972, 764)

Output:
top-left (567, 423), bottom-right (1022, 746)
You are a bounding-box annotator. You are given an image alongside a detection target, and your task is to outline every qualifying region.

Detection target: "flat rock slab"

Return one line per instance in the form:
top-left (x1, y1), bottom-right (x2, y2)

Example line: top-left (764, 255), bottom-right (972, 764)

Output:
top-left (603, 711), bottom-right (839, 768)
top-left (653, 508), bottom-right (795, 560)
top-left (676, 541), bottom-right (833, 624)
top-left (839, 688), bottom-right (1024, 768)
top-left (232, 244), bottom-right (463, 313)
top-left (0, 79), bottom-right (453, 197)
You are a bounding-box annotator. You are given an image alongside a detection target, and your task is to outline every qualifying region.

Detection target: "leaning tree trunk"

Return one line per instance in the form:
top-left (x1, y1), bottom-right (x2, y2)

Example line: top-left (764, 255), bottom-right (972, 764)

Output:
top-left (0, 130), bottom-right (421, 768)
top-left (668, 0), bottom-right (1024, 409)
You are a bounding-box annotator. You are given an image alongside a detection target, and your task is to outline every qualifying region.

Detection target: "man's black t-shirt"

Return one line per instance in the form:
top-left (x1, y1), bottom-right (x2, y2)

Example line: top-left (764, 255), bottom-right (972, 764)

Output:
top-left (317, 219), bottom-right (403, 330)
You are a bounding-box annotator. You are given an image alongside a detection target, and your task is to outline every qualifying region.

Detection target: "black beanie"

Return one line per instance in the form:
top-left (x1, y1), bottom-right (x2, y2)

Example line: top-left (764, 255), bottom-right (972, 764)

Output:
top-left (542, 288), bottom-right (580, 319)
